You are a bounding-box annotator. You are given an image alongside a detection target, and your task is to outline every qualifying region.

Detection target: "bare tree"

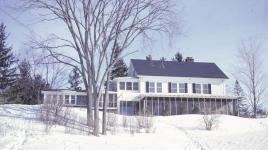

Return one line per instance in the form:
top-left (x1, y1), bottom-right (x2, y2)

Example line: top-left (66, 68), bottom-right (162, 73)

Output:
top-left (236, 39), bottom-right (267, 118)
top-left (19, 48), bottom-right (68, 89)
top-left (22, 0), bottom-right (179, 136)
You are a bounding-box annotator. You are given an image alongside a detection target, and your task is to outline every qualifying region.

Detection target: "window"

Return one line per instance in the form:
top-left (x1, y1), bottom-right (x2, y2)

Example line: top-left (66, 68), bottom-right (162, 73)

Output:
top-left (157, 82), bottom-right (162, 93)
top-left (149, 82), bottom-right (155, 93)
top-left (119, 82), bottom-right (125, 90)
top-left (179, 83), bottom-right (187, 93)
top-left (195, 84), bottom-right (201, 94)
top-left (133, 82), bottom-right (139, 91)
top-left (108, 82), bottom-right (117, 92)
top-left (171, 83), bottom-right (177, 93)
top-left (65, 95), bottom-right (69, 104)
top-left (58, 95), bottom-right (63, 104)
top-left (203, 84), bottom-right (211, 94)
top-left (71, 95), bottom-right (76, 104)
top-left (77, 95), bottom-right (87, 105)
top-left (126, 82), bottom-right (132, 90)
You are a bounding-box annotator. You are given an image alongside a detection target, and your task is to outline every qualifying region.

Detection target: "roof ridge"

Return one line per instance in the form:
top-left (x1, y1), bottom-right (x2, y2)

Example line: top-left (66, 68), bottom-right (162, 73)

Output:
top-left (131, 58), bottom-right (215, 64)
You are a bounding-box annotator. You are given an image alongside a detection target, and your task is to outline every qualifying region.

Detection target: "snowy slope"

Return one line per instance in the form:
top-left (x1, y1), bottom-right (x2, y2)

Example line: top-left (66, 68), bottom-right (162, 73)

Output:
top-left (0, 104), bottom-right (268, 150)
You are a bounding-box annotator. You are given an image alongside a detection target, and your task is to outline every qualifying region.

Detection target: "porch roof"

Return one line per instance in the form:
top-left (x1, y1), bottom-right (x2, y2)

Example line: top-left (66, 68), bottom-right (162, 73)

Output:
top-left (139, 94), bottom-right (238, 99)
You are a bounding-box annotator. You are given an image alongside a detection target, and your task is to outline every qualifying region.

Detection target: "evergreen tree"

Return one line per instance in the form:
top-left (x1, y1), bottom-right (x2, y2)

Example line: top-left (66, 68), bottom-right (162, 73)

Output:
top-left (175, 51), bottom-right (183, 62)
top-left (11, 60), bottom-right (48, 104)
top-left (111, 44), bottom-right (128, 79)
top-left (0, 23), bottom-right (17, 102)
top-left (68, 68), bottom-right (82, 91)
top-left (233, 80), bottom-right (248, 117)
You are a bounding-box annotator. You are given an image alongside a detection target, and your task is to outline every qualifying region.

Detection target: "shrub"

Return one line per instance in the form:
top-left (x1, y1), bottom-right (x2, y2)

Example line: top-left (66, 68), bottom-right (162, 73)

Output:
top-left (203, 114), bottom-right (218, 130)
top-left (136, 114), bottom-right (154, 133)
top-left (107, 112), bottom-right (118, 134)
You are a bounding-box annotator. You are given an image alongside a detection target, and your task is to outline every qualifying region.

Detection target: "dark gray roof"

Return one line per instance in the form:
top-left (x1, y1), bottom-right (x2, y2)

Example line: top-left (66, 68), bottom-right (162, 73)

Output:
top-left (130, 59), bottom-right (228, 79)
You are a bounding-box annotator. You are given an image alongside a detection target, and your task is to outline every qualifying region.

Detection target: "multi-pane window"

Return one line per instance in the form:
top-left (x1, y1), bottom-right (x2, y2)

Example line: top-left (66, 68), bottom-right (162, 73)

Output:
top-left (108, 82), bottom-right (117, 92)
top-left (179, 83), bottom-right (187, 93)
top-left (77, 95), bottom-right (87, 105)
top-left (171, 83), bottom-right (177, 93)
top-left (157, 82), bottom-right (162, 93)
top-left (203, 84), bottom-right (210, 94)
top-left (119, 82), bottom-right (125, 90)
top-left (108, 94), bottom-right (117, 107)
top-left (195, 84), bottom-right (201, 94)
top-left (133, 82), bottom-right (139, 91)
top-left (71, 95), bottom-right (76, 104)
top-left (149, 82), bottom-right (155, 93)
top-left (65, 95), bottom-right (69, 104)
top-left (126, 82), bottom-right (132, 90)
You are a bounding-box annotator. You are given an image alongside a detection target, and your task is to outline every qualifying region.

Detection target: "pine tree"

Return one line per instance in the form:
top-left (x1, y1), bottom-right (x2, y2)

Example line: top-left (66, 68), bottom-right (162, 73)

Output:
top-left (233, 80), bottom-right (248, 117)
top-left (11, 60), bottom-right (48, 104)
top-left (111, 44), bottom-right (128, 79)
top-left (68, 68), bottom-right (82, 91)
top-left (0, 23), bottom-right (17, 102)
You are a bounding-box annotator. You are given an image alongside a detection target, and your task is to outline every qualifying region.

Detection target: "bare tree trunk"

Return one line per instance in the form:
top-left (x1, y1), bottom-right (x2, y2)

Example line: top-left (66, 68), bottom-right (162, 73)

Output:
top-left (93, 90), bottom-right (99, 136)
top-left (102, 73), bottom-right (110, 135)
top-left (86, 85), bottom-right (93, 126)
top-left (253, 91), bottom-right (257, 118)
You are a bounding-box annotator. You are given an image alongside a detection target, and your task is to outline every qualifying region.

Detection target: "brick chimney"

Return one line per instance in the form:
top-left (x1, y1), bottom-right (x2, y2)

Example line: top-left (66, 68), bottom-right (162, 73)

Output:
top-left (146, 55), bottom-right (152, 61)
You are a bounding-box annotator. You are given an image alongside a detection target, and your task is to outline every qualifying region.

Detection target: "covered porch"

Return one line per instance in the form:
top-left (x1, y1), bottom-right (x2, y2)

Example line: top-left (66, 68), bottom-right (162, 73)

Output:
top-left (119, 95), bottom-right (238, 116)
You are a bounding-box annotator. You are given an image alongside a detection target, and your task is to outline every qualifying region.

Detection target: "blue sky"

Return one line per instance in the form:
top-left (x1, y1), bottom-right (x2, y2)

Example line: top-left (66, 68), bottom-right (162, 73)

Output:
top-left (0, 0), bottom-right (268, 86)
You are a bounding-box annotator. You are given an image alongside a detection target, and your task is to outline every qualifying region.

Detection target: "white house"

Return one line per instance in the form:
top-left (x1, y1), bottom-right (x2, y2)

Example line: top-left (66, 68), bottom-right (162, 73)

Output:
top-left (42, 57), bottom-right (238, 116)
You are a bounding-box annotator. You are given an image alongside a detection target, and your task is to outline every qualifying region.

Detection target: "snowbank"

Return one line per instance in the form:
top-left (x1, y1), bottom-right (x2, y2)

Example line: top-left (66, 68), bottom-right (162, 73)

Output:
top-left (1, 104), bottom-right (268, 150)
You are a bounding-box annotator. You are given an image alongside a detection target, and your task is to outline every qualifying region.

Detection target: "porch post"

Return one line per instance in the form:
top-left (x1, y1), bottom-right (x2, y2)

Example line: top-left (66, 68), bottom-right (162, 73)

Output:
top-left (144, 97), bottom-right (146, 116)
top-left (198, 97), bottom-right (200, 114)
top-left (152, 97), bottom-right (154, 116)
top-left (226, 98), bottom-right (230, 115)
top-left (126, 101), bottom-right (128, 115)
top-left (226, 99), bottom-right (229, 115)
top-left (215, 98), bottom-right (217, 113)
top-left (169, 97), bottom-right (171, 115)
top-left (164, 98), bottom-right (166, 115)
top-left (187, 97), bottom-right (189, 114)
top-left (221, 98), bottom-right (223, 111)
top-left (139, 99), bottom-right (141, 115)
top-left (193, 97), bottom-right (195, 110)
top-left (158, 97), bottom-right (160, 116)
top-left (175, 98), bottom-right (178, 115)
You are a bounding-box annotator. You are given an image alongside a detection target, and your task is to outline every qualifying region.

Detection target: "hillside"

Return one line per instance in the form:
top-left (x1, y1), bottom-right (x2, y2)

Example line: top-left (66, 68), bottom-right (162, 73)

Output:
top-left (1, 104), bottom-right (268, 150)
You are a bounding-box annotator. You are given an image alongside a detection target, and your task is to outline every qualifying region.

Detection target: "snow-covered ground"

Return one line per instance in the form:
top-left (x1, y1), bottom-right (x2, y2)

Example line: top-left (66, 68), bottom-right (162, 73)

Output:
top-left (1, 104), bottom-right (268, 150)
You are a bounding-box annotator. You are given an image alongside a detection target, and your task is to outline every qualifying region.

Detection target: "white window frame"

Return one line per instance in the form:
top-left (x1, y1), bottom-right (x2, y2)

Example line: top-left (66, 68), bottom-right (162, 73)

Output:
top-left (65, 95), bottom-right (69, 104)
top-left (171, 83), bottom-right (177, 93)
top-left (133, 82), bottom-right (139, 91)
top-left (203, 84), bottom-right (209, 94)
top-left (126, 82), bottom-right (132, 90)
top-left (179, 83), bottom-right (187, 93)
top-left (149, 82), bottom-right (155, 93)
top-left (195, 84), bottom-right (201, 94)
top-left (119, 82), bottom-right (125, 90)
top-left (71, 95), bottom-right (76, 104)
top-left (157, 82), bottom-right (162, 93)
